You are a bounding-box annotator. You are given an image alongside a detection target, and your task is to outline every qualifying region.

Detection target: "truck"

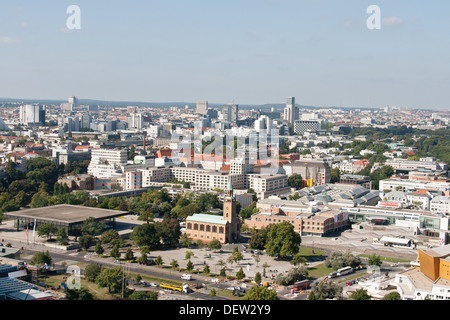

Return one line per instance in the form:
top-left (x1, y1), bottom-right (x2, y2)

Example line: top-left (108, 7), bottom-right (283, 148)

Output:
top-left (181, 274), bottom-right (192, 281)
top-left (160, 284), bottom-right (191, 294)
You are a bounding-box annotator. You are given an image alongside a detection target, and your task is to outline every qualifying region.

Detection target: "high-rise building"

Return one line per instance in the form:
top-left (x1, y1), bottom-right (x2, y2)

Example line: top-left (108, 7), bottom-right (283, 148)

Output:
top-left (64, 116), bottom-right (80, 132)
top-left (196, 100), bottom-right (208, 115)
top-left (127, 113), bottom-right (143, 129)
top-left (254, 115), bottom-right (272, 133)
top-left (80, 114), bottom-right (91, 129)
top-left (222, 104), bottom-right (239, 123)
top-left (19, 104), bottom-right (45, 126)
top-left (284, 97), bottom-right (298, 125)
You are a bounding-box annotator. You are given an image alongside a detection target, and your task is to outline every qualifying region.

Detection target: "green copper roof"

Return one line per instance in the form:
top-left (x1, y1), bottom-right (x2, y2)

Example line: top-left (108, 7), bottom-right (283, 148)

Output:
top-left (186, 214), bottom-right (228, 225)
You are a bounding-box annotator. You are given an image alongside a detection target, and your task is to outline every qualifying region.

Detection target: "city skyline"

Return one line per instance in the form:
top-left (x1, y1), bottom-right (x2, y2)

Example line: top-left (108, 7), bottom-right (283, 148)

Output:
top-left (1, 1), bottom-right (449, 110)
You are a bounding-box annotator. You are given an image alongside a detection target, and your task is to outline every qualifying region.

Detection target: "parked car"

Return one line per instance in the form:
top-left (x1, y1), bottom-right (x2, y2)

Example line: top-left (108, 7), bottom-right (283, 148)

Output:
top-left (345, 280), bottom-right (357, 286)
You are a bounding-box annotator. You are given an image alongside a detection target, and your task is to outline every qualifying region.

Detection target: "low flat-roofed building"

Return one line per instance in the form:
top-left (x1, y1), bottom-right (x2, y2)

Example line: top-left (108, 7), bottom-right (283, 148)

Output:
top-left (4, 204), bottom-right (129, 236)
top-left (245, 199), bottom-right (349, 237)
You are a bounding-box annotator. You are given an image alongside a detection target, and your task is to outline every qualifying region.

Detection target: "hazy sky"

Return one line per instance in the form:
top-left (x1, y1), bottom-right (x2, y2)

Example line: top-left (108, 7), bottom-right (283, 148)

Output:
top-left (1, 1), bottom-right (449, 109)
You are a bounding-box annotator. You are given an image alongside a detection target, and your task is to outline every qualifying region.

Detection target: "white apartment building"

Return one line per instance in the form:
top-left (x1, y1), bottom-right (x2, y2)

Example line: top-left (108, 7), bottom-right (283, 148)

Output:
top-left (430, 196), bottom-right (450, 215)
top-left (247, 174), bottom-right (290, 198)
top-left (379, 178), bottom-right (450, 194)
top-left (385, 158), bottom-right (448, 172)
top-left (230, 158), bottom-right (254, 175)
top-left (19, 104), bottom-right (45, 126)
top-left (87, 148), bottom-right (128, 179)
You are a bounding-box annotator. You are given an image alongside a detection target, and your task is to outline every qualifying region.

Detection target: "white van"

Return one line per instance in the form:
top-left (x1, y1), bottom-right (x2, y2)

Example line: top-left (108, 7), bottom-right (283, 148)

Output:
top-left (181, 274), bottom-right (192, 281)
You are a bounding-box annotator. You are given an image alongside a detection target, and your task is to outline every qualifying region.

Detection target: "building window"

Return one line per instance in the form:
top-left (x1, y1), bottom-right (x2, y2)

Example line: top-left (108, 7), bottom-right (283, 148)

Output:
top-left (194, 224), bottom-right (198, 230)
top-left (219, 227), bottom-right (224, 233)
top-left (206, 225), bottom-right (211, 232)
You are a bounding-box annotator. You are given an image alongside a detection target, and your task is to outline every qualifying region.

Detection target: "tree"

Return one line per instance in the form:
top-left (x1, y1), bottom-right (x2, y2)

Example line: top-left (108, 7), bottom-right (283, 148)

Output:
top-left (125, 248), bottom-right (134, 261)
top-left (100, 229), bottom-right (120, 244)
top-left (383, 291), bottom-right (401, 300)
top-left (130, 223), bottom-right (161, 249)
top-left (159, 218), bottom-right (181, 247)
top-left (155, 256), bottom-right (163, 266)
top-left (85, 263), bottom-right (101, 282)
top-left (65, 287), bottom-right (95, 300)
top-left (219, 267), bottom-right (226, 277)
top-left (185, 251), bottom-right (195, 260)
top-left (37, 223), bottom-right (58, 241)
top-left (30, 251), bottom-right (52, 266)
top-left (265, 222), bottom-right (301, 259)
top-left (227, 246), bottom-right (243, 265)
top-left (110, 244), bottom-right (121, 259)
top-left (207, 239), bottom-right (222, 251)
top-left (81, 217), bottom-right (104, 236)
top-left (129, 290), bottom-right (158, 300)
top-left (325, 251), bottom-right (361, 270)
top-left (249, 227), bottom-right (269, 250)
top-left (290, 253), bottom-right (307, 266)
top-left (170, 259), bottom-right (179, 269)
top-left (79, 235), bottom-right (94, 250)
top-left (128, 145), bottom-right (136, 161)
top-left (180, 234), bottom-right (192, 248)
top-left (275, 266), bottom-right (308, 286)
top-left (243, 286), bottom-right (279, 300)
top-left (94, 243), bottom-right (104, 255)
top-left (197, 193), bottom-right (220, 211)
top-left (186, 260), bottom-right (194, 272)
top-left (288, 173), bottom-right (303, 189)
top-left (350, 288), bottom-right (372, 300)
top-left (56, 228), bottom-right (68, 245)
top-left (97, 266), bottom-right (125, 293)
top-left (254, 272), bottom-right (262, 285)
top-left (209, 288), bottom-right (216, 297)
top-left (368, 254), bottom-right (382, 267)
top-left (236, 268), bottom-right (245, 280)
top-left (138, 253), bottom-right (148, 265)
top-left (203, 264), bottom-right (210, 274)
top-left (308, 281), bottom-right (342, 300)
top-left (330, 168), bottom-right (341, 183)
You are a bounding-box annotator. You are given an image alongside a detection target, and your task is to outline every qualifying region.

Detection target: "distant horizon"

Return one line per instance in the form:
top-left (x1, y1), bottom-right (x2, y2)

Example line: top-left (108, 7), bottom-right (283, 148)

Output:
top-left (0, 96), bottom-right (447, 112)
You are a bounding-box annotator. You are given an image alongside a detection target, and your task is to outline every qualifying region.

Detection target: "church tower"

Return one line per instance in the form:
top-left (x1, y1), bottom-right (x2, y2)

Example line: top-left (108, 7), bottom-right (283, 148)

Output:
top-left (223, 177), bottom-right (239, 242)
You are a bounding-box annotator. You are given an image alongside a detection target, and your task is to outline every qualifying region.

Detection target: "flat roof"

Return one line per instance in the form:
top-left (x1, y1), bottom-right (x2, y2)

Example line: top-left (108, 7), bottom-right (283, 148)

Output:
top-left (4, 204), bottom-right (128, 226)
top-left (186, 213), bottom-right (228, 225)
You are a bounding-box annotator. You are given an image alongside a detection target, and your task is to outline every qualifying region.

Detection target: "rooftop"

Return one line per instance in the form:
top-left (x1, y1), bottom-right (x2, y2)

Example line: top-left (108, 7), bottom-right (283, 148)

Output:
top-left (186, 213), bottom-right (228, 225)
top-left (4, 204), bottom-right (129, 225)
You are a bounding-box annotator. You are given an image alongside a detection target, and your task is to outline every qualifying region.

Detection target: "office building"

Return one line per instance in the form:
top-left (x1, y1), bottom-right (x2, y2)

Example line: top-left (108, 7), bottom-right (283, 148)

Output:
top-left (196, 100), bottom-right (208, 115)
top-left (294, 120), bottom-right (321, 135)
top-left (222, 104), bottom-right (239, 123)
top-left (284, 97), bottom-right (298, 125)
top-left (19, 105), bottom-right (45, 126)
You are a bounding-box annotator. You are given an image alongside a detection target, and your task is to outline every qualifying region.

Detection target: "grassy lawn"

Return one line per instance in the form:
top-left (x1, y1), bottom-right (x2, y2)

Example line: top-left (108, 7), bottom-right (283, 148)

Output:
top-left (306, 263), bottom-right (334, 279)
top-left (39, 273), bottom-right (117, 300)
top-left (358, 254), bottom-right (412, 263)
top-left (299, 247), bottom-right (326, 257)
top-left (216, 289), bottom-right (245, 300)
